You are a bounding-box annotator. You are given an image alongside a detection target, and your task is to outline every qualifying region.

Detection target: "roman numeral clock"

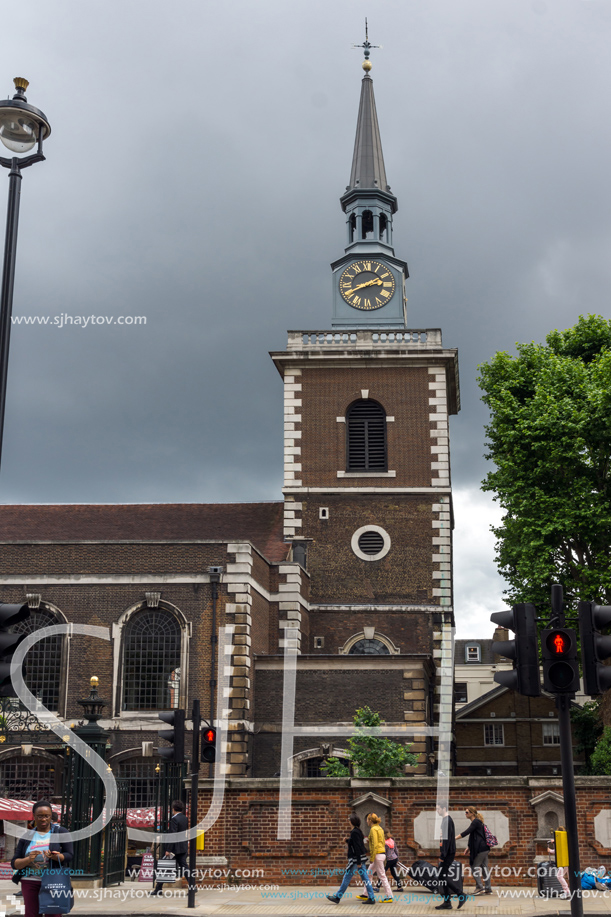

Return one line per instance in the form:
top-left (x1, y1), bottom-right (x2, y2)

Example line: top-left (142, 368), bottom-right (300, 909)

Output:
top-left (339, 259), bottom-right (396, 311)
top-left (332, 250), bottom-right (407, 328)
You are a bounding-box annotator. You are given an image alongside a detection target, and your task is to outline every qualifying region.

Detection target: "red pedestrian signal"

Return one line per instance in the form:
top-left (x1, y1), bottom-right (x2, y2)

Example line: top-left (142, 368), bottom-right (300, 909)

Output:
top-left (201, 725), bottom-right (217, 764)
top-left (542, 628), bottom-right (579, 694)
top-left (547, 630), bottom-right (571, 655)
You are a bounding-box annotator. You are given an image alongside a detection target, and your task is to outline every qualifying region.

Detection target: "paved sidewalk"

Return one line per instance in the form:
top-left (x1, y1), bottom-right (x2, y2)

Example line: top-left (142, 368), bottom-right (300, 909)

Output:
top-left (1, 881), bottom-right (610, 916)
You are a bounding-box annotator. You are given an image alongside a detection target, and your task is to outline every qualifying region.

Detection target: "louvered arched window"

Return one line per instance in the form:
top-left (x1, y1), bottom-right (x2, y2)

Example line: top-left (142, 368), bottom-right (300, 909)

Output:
top-left (346, 399), bottom-right (387, 471)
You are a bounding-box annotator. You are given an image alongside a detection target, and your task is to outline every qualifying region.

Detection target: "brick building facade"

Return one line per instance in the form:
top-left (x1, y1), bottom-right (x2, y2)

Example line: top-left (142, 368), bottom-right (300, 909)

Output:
top-left (0, 57), bottom-right (461, 804)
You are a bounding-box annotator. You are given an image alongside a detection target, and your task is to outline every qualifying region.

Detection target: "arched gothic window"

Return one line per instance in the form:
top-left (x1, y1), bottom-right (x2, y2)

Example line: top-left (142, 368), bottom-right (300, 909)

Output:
top-left (346, 399), bottom-right (387, 471)
top-left (12, 607), bottom-right (63, 710)
top-left (348, 639), bottom-right (391, 655)
top-left (122, 610), bottom-right (181, 711)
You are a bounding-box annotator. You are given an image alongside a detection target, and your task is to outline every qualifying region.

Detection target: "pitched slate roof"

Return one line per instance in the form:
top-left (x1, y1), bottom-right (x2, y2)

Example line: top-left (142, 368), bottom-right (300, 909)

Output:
top-left (0, 502), bottom-right (289, 563)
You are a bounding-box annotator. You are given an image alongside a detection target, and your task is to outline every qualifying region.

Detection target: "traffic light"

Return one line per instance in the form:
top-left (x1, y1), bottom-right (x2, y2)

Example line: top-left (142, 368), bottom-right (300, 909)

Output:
top-left (0, 602), bottom-right (30, 696)
top-left (541, 627), bottom-right (580, 694)
top-left (157, 708), bottom-right (185, 763)
top-left (201, 726), bottom-right (217, 764)
top-left (491, 603), bottom-right (541, 696)
top-left (578, 601), bottom-right (611, 696)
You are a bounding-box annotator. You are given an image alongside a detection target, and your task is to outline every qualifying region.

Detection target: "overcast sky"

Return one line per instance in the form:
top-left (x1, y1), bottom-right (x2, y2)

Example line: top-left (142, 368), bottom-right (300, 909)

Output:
top-left (1, 0), bottom-right (610, 636)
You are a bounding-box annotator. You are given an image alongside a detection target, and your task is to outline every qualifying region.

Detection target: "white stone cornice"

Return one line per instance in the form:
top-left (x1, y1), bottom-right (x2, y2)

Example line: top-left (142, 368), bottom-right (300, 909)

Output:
top-left (0, 572), bottom-right (310, 609)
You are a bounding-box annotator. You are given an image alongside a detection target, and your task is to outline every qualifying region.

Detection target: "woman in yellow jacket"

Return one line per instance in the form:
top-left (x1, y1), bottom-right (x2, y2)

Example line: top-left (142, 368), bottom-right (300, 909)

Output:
top-left (365, 814), bottom-right (393, 903)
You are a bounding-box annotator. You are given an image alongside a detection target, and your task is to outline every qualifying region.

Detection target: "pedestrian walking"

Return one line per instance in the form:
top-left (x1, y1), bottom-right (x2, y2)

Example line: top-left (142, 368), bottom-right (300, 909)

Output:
top-left (372, 830), bottom-right (404, 892)
top-left (326, 813), bottom-right (376, 905)
top-left (436, 803), bottom-right (466, 910)
top-left (11, 799), bottom-right (73, 917)
top-left (458, 806), bottom-right (492, 895)
top-left (365, 813), bottom-right (393, 903)
top-left (150, 800), bottom-right (190, 896)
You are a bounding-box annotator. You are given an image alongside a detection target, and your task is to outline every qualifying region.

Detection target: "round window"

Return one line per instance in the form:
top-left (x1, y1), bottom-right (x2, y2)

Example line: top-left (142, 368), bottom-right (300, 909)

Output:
top-left (351, 525), bottom-right (391, 562)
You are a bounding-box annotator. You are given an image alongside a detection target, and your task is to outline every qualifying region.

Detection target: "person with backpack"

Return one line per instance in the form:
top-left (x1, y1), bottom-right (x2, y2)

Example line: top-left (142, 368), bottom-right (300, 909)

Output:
top-left (372, 830), bottom-right (404, 893)
top-left (458, 806), bottom-right (492, 896)
top-left (326, 813), bottom-right (376, 905)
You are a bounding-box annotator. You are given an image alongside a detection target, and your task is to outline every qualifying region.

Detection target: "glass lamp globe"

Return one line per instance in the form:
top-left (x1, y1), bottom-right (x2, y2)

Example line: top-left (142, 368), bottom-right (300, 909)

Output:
top-left (0, 114), bottom-right (38, 153)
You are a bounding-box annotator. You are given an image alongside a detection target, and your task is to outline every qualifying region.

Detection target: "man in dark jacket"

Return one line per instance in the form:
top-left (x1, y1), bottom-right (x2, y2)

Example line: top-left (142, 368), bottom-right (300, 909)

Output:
top-left (436, 803), bottom-right (466, 910)
top-left (151, 800), bottom-right (190, 896)
top-left (326, 813), bottom-right (376, 905)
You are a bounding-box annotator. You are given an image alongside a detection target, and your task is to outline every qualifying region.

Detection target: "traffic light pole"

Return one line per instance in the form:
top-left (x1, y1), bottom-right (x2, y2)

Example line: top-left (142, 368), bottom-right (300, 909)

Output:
top-left (550, 584), bottom-right (582, 917)
top-left (188, 698), bottom-right (200, 909)
top-left (556, 692), bottom-right (582, 917)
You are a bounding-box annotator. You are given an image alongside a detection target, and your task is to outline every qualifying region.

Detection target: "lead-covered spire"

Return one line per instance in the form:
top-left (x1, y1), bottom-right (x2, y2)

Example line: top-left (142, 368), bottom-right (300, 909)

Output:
top-left (348, 73), bottom-right (389, 192)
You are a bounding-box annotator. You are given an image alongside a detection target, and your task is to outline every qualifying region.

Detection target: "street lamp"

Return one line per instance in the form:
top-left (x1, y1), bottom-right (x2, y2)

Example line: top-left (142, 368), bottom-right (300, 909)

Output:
top-left (0, 78), bottom-right (51, 469)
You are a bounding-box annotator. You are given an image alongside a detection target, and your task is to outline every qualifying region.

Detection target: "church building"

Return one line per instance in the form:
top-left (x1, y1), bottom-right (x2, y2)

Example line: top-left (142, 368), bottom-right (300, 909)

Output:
top-left (0, 44), bottom-right (460, 802)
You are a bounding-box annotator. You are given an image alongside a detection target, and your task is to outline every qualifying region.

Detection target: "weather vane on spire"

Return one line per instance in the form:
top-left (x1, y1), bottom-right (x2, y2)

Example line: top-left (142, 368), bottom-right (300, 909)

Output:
top-left (351, 18), bottom-right (382, 72)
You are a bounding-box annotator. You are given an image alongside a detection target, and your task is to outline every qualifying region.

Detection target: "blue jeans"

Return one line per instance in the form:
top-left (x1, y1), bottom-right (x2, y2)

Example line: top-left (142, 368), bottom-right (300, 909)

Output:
top-left (335, 862), bottom-right (375, 900)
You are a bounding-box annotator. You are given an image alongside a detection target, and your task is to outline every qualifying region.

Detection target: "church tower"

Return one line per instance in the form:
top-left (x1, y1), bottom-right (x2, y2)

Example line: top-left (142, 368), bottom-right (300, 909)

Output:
top-left (269, 37), bottom-right (460, 774)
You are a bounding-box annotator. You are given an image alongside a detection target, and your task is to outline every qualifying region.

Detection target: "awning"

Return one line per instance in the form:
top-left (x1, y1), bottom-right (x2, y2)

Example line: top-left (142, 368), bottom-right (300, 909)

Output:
top-left (0, 799), bottom-right (156, 828)
top-left (0, 799), bottom-right (60, 821)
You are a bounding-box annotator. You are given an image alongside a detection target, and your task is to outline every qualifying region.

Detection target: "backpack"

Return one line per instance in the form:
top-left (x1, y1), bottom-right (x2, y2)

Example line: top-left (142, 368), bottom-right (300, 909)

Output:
top-left (385, 839), bottom-right (398, 861)
top-left (483, 824), bottom-right (497, 848)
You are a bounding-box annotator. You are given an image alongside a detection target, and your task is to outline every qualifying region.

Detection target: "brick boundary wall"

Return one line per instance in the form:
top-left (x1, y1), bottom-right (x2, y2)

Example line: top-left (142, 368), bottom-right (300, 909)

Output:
top-left (196, 776), bottom-right (611, 888)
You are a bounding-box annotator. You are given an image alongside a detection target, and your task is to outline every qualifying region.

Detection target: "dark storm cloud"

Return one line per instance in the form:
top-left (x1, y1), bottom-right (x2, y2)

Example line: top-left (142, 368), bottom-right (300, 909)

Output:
top-left (1, 0), bottom-right (609, 632)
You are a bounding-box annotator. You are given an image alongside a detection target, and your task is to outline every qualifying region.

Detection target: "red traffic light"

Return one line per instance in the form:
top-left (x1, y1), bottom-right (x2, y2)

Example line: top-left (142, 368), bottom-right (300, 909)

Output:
top-left (202, 725), bottom-right (217, 764)
top-left (546, 630), bottom-right (573, 656)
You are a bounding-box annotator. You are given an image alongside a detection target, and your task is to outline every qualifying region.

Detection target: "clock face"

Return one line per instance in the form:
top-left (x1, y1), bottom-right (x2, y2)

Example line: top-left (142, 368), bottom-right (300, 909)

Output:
top-left (339, 260), bottom-right (396, 310)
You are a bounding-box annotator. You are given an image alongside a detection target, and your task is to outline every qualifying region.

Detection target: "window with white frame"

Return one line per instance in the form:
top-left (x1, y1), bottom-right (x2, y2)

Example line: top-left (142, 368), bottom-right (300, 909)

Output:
top-left (465, 644), bottom-right (481, 663)
top-left (542, 722), bottom-right (560, 745)
top-left (484, 723), bottom-right (504, 746)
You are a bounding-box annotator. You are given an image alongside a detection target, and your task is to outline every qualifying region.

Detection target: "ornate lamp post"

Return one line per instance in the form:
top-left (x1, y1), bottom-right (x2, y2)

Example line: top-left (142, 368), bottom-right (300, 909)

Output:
top-left (0, 78), bottom-right (50, 468)
top-left (68, 676), bottom-right (109, 881)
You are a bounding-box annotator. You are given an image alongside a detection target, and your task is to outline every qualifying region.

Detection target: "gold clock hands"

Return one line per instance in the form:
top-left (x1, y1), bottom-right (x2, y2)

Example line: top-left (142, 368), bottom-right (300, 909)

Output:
top-left (348, 277), bottom-right (383, 294)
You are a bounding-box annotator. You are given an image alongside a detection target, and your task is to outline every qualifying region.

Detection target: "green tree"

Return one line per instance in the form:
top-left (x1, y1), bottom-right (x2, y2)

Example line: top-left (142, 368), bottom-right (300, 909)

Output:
top-left (590, 725), bottom-right (611, 775)
top-left (478, 314), bottom-right (611, 609)
top-left (322, 706), bottom-right (417, 778)
top-left (570, 699), bottom-right (603, 773)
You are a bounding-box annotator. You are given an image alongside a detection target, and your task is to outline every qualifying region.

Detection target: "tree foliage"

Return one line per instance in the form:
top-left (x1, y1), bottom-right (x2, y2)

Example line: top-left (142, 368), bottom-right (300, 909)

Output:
top-left (478, 314), bottom-right (611, 608)
top-left (590, 725), bottom-right (611, 775)
top-left (570, 699), bottom-right (603, 773)
top-left (322, 706), bottom-right (417, 778)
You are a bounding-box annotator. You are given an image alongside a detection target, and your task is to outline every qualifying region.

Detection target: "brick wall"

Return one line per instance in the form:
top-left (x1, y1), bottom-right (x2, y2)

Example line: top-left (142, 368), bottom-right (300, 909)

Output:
top-left (196, 777), bottom-right (611, 887)
top-left (308, 609), bottom-right (433, 655)
top-left (302, 495), bottom-right (435, 605)
top-left (299, 365), bottom-right (432, 488)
